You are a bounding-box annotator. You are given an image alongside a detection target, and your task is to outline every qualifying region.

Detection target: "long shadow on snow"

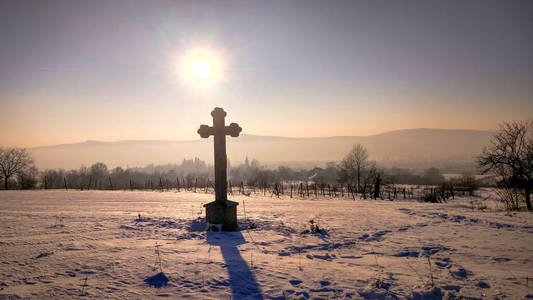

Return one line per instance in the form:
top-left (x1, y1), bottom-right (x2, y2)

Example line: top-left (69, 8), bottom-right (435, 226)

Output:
top-left (207, 231), bottom-right (264, 300)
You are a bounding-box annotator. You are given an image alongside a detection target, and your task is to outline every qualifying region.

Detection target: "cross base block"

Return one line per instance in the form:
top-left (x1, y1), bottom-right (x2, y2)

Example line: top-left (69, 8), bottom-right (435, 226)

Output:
top-left (203, 200), bottom-right (239, 231)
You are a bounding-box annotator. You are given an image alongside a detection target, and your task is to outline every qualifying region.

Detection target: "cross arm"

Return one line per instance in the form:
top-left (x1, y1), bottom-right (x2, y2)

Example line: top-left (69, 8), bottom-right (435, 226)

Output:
top-left (225, 123), bottom-right (242, 137)
top-left (197, 124), bottom-right (214, 138)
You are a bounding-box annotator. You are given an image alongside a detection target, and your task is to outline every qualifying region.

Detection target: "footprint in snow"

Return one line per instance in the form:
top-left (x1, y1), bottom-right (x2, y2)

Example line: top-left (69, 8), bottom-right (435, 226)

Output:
top-left (450, 267), bottom-right (473, 279)
top-left (476, 281), bottom-right (491, 288)
top-left (492, 257), bottom-right (511, 262)
top-left (320, 280), bottom-right (330, 286)
top-left (289, 279), bottom-right (302, 286)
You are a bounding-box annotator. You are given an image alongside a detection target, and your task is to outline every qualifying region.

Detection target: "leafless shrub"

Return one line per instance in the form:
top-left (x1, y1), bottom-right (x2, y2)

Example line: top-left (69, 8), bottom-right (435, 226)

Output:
top-left (422, 184), bottom-right (452, 203)
top-left (495, 179), bottom-right (525, 211)
top-left (302, 219), bottom-right (323, 233)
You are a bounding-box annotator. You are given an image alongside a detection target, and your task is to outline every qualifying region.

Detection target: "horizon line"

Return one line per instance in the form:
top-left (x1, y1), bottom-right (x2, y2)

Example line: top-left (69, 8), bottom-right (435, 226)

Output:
top-left (27, 127), bottom-right (495, 149)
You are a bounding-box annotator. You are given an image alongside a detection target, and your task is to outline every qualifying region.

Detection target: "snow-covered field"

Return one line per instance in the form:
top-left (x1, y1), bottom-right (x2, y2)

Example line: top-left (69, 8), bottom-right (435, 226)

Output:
top-left (0, 190), bottom-right (531, 299)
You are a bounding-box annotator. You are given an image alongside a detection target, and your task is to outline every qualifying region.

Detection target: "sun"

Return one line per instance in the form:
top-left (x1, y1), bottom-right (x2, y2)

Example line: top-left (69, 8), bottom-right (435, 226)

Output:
top-left (182, 51), bottom-right (221, 85)
top-left (191, 58), bottom-right (212, 80)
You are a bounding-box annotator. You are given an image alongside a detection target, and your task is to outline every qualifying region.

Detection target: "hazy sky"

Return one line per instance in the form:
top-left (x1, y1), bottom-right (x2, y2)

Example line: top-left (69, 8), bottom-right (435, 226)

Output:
top-left (1, 0), bottom-right (532, 147)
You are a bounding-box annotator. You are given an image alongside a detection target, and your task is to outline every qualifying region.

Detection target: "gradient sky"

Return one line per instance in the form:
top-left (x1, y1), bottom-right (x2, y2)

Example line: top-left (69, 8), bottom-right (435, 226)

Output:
top-left (1, 0), bottom-right (532, 147)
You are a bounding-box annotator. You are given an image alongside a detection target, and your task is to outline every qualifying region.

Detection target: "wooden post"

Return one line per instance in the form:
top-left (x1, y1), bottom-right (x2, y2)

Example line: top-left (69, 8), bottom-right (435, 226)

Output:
top-left (290, 184), bottom-right (293, 198)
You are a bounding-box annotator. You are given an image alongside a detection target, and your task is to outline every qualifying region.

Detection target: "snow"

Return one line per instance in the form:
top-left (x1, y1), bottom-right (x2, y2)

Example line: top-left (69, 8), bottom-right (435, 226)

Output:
top-left (0, 189), bottom-right (531, 299)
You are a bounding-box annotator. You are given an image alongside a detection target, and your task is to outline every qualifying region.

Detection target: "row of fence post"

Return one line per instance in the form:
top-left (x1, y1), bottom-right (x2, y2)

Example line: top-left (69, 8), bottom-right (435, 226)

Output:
top-left (44, 176), bottom-right (468, 202)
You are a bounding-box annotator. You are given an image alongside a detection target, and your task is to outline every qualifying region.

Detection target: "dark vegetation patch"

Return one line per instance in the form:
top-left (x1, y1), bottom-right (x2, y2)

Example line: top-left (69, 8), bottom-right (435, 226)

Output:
top-left (144, 272), bottom-right (169, 288)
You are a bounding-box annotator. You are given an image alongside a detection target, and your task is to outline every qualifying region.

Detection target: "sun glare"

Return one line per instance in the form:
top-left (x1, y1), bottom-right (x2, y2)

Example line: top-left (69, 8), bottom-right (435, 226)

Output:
top-left (191, 58), bottom-right (212, 80)
top-left (182, 51), bottom-right (221, 86)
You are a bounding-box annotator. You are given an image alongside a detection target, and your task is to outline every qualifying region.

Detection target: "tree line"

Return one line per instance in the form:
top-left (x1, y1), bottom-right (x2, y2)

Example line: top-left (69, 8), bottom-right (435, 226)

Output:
top-left (0, 149), bottom-right (475, 196)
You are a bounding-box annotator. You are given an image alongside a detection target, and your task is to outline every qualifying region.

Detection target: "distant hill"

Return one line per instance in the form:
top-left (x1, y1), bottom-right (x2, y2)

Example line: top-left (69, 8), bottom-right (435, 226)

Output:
top-left (29, 128), bottom-right (494, 172)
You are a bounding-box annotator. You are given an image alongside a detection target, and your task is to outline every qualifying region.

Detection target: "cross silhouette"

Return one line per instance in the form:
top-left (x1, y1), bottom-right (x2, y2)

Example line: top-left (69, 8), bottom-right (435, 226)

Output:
top-left (198, 107), bottom-right (242, 231)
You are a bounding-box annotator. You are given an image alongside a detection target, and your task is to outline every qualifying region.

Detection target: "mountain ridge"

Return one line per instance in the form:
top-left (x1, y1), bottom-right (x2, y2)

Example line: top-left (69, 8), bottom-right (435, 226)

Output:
top-left (28, 128), bottom-right (494, 171)
top-left (31, 128), bottom-right (493, 149)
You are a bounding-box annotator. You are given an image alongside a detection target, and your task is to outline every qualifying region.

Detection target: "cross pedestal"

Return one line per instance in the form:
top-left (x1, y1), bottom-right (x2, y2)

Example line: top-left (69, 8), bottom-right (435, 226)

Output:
top-left (198, 107), bottom-right (242, 231)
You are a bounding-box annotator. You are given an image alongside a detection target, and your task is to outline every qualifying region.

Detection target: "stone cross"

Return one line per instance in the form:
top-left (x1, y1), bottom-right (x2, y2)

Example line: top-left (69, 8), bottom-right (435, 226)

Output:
top-left (198, 107), bottom-right (242, 231)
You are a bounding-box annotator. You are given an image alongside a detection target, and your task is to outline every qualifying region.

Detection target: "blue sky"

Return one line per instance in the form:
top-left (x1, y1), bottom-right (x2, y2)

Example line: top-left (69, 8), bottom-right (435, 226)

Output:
top-left (1, 0), bottom-right (532, 147)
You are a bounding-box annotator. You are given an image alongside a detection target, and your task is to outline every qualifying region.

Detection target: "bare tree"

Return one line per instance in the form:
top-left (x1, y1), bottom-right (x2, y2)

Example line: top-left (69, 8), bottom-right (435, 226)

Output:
top-left (17, 166), bottom-right (39, 189)
top-left (338, 144), bottom-right (369, 192)
top-left (90, 162), bottom-right (108, 189)
top-left (478, 119), bottom-right (533, 210)
top-left (0, 147), bottom-right (34, 190)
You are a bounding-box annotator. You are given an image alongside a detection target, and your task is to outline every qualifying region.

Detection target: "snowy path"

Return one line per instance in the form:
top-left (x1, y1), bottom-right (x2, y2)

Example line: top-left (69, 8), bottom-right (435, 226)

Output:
top-left (0, 190), bottom-right (531, 299)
